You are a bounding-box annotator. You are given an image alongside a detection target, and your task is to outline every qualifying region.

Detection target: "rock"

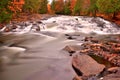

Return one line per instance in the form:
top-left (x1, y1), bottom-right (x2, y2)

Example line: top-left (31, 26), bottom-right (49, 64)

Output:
top-left (72, 54), bottom-right (105, 76)
top-left (4, 27), bottom-right (11, 32)
top-left (102, 67), bottom-right (120, 80)
top-left (81, 75), bottom-right (98, 80)
top-left (63, 45), bottom-right (76, 56)
top-left (73, 75), bottom-right (82, 80)
top-left (11, 24), bottom-right (17, 29)
top-left (65, 34), bottom-right (70, 36)
top-left (36, 20), bottom-right (43, 24)
top-left (68, 36), bottom-right (76, 39)
top-left (107, 67), bottom-right (119, 73)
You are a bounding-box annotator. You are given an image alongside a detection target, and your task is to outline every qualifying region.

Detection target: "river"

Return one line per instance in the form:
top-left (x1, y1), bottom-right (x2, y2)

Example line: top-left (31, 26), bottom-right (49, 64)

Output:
top-left (0, 15), bottom-right (120, 80)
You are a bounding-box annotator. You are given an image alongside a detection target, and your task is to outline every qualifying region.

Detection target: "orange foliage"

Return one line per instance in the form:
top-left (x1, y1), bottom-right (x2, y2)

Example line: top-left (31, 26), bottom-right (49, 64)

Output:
top-left (83, 0), bottom-right (90, 9)
top-left (55, 0), bottom-right (64, 12)
top-left (70, 0), bottom-right (76, 12)
top-left (12, 0), bottom-right (25, 4)
top-left (9, 0), bottom-right (25, 15)
top-left (47, 4), bottom-right (53, 14)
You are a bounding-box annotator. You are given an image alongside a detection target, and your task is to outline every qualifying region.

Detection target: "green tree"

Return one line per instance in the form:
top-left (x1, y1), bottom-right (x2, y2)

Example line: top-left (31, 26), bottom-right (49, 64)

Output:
top-left (51, 0), bottom-right (56, 11)
top-left (0, 0), bottom-right (13, 23)
top-left (73, 0), bottom-right (83, 15)
top-left (88, 0), bottom-right (98, 16)
top-left (64, 0), bottom-right (72, 15)
top-left (23, 0), bottom-right (41, 13)
top-left (97, 0), bottom-right (120, 19)
top-left (39, 0), bottom-right (48, 14)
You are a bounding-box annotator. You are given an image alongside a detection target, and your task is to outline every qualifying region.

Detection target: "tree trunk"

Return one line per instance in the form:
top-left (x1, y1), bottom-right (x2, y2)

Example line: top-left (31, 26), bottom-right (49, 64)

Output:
top-left (112, 12), bottom-right (117, 19)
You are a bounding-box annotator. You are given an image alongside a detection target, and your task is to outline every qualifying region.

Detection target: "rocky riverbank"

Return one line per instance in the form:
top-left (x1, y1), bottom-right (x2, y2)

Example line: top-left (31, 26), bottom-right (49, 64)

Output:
top-left (63, 33), bottom-right (120, 80)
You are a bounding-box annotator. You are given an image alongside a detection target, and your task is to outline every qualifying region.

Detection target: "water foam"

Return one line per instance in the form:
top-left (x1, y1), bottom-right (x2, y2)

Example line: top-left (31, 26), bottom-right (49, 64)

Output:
top-left (1, 16), bottom-right (120, 34)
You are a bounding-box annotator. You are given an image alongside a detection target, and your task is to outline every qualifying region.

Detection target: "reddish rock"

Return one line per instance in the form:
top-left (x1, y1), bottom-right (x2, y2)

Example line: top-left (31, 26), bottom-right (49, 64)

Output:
top-left (72, 54), bottom-right (105, 76)
top-left (63, 45), bottom-right (76, 56)
top-left (107, 67), bottom-right (119, 73)
top-left (36, 27), bottom-right (40, 31)
top-left (12, 24), bottom-right (17, 29)
top-left (79, 36), bottom-right (120, 66)
top-left (103, 67), bottom-right (120, 80)
top-left (73, 75), bottom-right (82, 80)
top-left (4, 27), bottom-right (11, 32)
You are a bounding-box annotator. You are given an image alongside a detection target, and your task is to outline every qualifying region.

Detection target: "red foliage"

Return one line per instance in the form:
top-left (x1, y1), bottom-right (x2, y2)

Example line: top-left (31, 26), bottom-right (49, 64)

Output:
top-left (70, 0), bottom-right (76, 12)
top-left (55, 0), bottom-right (64, 13)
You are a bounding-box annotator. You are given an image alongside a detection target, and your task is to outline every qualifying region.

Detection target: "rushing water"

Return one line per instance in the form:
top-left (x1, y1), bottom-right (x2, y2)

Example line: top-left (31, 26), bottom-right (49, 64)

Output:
top-left (0, 15), bottom-right (120, 68)
top-left (0, 15), bottom-right (120, 34)
top-left (0, 15), bottom-right (120, 80)
top-left (43, 16), bottom-right (120, 34)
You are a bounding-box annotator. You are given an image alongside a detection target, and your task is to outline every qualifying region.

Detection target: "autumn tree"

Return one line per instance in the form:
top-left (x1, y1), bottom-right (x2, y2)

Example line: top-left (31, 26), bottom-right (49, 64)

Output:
top-left (51, 0), bottom-right (56, 12)
top-left (97, 0), bottom-right (120, 19)
top-left (64, 0), bottom-right (72, 15)
top-left (0, 0), bottom-right (13, 23)
top-left (70, 0), bottom-right (76, 14)
top-left (73, 0), bottom-right (83, 15)
top-left (54, 0), bottom-right (64, 14)
top-left (39, 0), bottom-right (48, 14)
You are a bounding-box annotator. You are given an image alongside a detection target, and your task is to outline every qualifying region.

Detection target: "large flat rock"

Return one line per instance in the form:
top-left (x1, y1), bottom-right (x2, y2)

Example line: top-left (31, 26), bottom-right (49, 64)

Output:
top-left (72, 54), bottom-right (105, 76)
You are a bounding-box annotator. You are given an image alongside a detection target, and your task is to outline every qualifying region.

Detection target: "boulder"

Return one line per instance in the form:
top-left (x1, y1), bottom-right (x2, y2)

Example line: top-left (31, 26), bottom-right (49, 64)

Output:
top-left (72, 54), bottom-right (105, 76)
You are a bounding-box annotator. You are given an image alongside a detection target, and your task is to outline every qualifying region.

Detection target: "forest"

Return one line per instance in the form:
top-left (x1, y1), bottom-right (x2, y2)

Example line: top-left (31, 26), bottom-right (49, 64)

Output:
top-left (0, 0), bottom-right (120, 24)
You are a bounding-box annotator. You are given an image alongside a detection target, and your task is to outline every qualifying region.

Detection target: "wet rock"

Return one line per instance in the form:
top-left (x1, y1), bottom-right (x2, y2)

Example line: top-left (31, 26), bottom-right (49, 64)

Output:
top-left (31, 23), bottom-right (41, 31)
top-left (91, 18), bottom-right (105, 28)
top-left (102, 67), bottom-right (120, 80)
top-left (63, 45), bottom-right (76, 56)
top-left (84, 37), bottom-right (99, 43)
top-left (72, 54), bottom-right (105, 76)
top-left (65, 34), bottom-right (70, 36)
top-left (67, 36), bottom-right (76, 40)
top-left (80, 35), bottom-right (120, 67)
top-left (63, 45), bottom-right (82, 56)
top-left (36, 20), bottom-right (43, 24)
top-left (73, 75), bottom-right (82, 80)
top-left (12, 24), bottom-right (17, 29)
top-left (53, 21), bottom-right (56, 23)
top-left (4, 27), bottom-right (11, 32)
top-left (107, 67), bottom-right (119, 73)
top-left (81, 75), bottom-right (98, 80)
